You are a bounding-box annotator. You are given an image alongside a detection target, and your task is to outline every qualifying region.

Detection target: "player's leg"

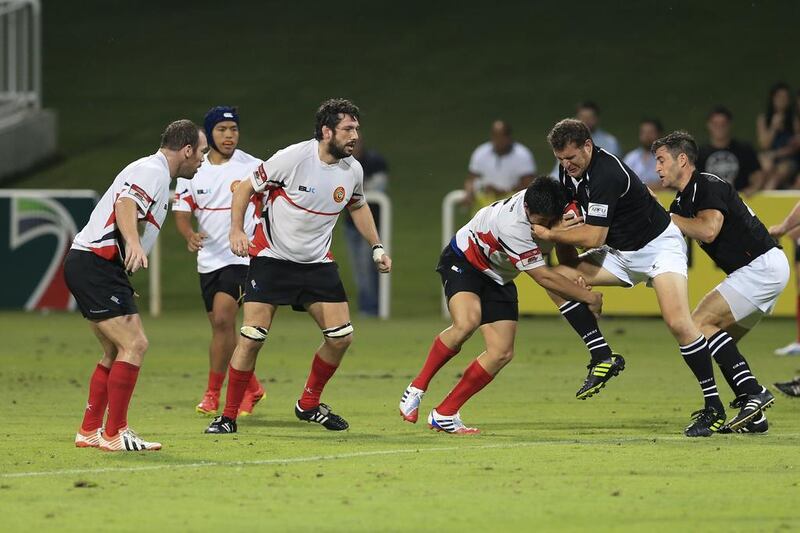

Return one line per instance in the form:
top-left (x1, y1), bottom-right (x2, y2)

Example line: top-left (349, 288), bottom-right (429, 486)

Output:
top-left (205, 301), bottom-right (276, 434)
top-left (775, 242), bottom-right (800, 355)
top-left (196, 291), bottom-right (239, 415)
top-left (293, 301), bottom-right (352, 430)
top-left (429, 319), bottom-right (516, 434)
top-left (693, 290), bottom-right (773, 432)
top-left (75, 323), bottom-right (117, 448)
top-left (549, 252), bottom-right (627, 399)
top-left (401, 291), bottom-right (481, 422)
top-left (93, 313), bottom-right (161, 451)
top-left (651, 272), bottom-right (725, 436)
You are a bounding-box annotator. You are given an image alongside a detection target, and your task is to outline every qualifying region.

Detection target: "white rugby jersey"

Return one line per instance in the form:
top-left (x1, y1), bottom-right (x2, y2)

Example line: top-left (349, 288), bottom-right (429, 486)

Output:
top-left (173, 149), bottom-right (262, 273)
top-left (453, 190), bottom-right (552, 285)
top-left (250, 139), bottom-right (365, 263)
top-left (72, 152), bottom-right (171, 261)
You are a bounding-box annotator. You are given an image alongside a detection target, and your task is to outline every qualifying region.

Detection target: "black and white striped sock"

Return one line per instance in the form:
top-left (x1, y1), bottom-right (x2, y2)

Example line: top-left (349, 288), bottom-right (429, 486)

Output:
top-left (559, 301), bottom-right (612, 364)
top-left (708, 330), bottom-right (761, 396)
top-left (680, 335), bottom-right (724, 411)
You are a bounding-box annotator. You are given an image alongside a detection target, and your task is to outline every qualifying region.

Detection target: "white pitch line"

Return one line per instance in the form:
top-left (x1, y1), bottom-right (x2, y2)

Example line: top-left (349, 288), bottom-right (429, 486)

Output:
top-left (0, 435), bottom-right (728, 479)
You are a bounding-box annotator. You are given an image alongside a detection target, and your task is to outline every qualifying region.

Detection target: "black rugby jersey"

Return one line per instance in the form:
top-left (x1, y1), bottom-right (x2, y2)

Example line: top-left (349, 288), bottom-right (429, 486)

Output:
top-left (559, 146), bottom-right (670, 251)
top-left (669, 171), bottom-right (777, 274)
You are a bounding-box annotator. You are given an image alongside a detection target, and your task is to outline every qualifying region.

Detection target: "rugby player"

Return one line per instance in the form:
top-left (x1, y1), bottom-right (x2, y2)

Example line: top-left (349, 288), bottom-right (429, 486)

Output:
top-left (399, 177), bottom-right (603, 433)
top-left (69, 120), bottom-right (207, 451)
top-left (173, 106), bottom-right (265, 417)
top-left (205, 98), bottom-right (391, 434)
top-left (656, 130), bottom-right (785, 433)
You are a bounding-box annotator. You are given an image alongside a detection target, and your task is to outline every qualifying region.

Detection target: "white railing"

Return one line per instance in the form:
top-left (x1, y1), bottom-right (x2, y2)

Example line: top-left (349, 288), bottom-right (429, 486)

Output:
top-left (149, 191), bottom-right (393, 319)
top-left (0, 0), bottom-right (41, 120)
top-left (441, 189), bottom-right (467, 318)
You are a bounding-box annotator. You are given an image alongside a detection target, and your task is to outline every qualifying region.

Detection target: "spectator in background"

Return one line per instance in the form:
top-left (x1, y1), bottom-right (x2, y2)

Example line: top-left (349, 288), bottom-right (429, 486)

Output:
top-left (756, 82), bottom-right (800, 189)
top-left (576, 101), bottom-right (621, 156)
top-left (697, 106), bottom-right (764, 195)
top-left (464, 120), bottom-right (536, 209)
top-left (623, 118), bottom-right (663, 190)
top-left (344, 139), bottom-right (389, 316)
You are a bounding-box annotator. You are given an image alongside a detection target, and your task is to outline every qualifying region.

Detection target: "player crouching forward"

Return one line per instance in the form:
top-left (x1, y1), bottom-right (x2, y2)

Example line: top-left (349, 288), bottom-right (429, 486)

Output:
top-left (399, 177), bottom-right (603, 433)
top-left (205, 98), bottom-right (391, 435)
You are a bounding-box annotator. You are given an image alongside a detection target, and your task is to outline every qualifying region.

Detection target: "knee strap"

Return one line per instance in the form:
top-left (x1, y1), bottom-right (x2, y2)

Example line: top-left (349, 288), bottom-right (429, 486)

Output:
top-left (240, 325), bottom-right (268, 342)
top-left (323, 322), bottom-right (354, 338)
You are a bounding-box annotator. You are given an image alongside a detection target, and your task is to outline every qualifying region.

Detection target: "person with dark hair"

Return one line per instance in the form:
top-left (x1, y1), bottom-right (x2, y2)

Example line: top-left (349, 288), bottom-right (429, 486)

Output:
top-left (577, 101), bottom-right (621, 156)
top-left (656, 130), bottom-right (786, 433)
top-left (535, 118), bottom-right (728, 437)
top-left (697, 106), bottom-right (764, 194)
top-left (464, 120), bottom-right (537, 209)
top-left (398, 176), bottom-right (603, 433)
top-left (205, 98), bottom-right (391, 435)
top-left (756, 82), bottom-right (800, 189)
top-left (173, 106), bottom-right (265, 418)
top-left (69, 120), bottom-right (208, 451)
top-left (623, 118), bottom-right (663, 189)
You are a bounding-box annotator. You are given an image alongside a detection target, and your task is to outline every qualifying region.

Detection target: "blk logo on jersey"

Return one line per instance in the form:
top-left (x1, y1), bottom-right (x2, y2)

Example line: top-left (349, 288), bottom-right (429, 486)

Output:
top-left (299, 185), bottom-right (316, 194)
top-left (333, 186), bottom-right (346, 203)
top-left (196, 189), bottom-right (211, 195)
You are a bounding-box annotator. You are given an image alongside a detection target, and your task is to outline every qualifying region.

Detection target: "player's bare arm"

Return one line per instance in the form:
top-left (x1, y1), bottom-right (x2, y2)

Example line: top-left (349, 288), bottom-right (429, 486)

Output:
top-left (114, 197), bottom-right (147, 273)
top-left (527, 266), bottom-right (603, 316)
top-left (348, 202), bottom-right (392, 273)
top-left (670, 209), bottom-right (723, 244)
top-left (532, 221), bottom-right (609, 249)
top-left (229, 177), bottom-right (255, 257)
top-left (174, 211), bottom-right (206, 252)
top-left (769, 199), bottom-right (800, 237)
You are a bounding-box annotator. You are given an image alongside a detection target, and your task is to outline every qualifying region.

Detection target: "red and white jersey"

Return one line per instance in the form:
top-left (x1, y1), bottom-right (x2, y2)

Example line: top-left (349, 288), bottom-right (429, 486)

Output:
top-left (72, 151), bottom-right (171, 261)
top-left (172, 149), bottom-right (262, 273)
top-left (454, 190), bottom-right (552, 284)
top-left (249, 139), bottom-right (365, 263)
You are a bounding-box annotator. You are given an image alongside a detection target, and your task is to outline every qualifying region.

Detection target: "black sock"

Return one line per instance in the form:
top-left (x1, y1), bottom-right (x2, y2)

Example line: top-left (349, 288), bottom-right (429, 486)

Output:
top-left (708, 330), bottom-right (762, 396)
top-left (558, 301), bottom-right (612, 364)
top-left (680, 335), bottom-right (724, 412)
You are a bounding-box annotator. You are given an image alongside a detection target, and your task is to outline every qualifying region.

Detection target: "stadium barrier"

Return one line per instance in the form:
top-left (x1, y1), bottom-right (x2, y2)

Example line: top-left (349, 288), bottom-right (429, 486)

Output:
top-left (149, 190), bottom-right (393, 319)
top-left (441, 189), bottom-right (800, 318)
top-left (0, 0), bottom-right (40, 115)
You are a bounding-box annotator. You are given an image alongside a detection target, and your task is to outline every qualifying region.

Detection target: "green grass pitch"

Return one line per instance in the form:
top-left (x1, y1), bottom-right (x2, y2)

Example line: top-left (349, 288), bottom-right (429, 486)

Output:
top-left (2, 310), bottom-right (799, 531)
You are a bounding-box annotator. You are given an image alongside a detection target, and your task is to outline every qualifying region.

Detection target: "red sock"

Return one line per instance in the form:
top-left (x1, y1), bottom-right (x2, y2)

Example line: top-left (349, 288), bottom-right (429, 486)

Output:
top-left (80, 363), bottom-right (110, 432)
top-left (795, 295), bottom-right (800, 342)
top-left (246, 373), bottom-right (264, 394)
top-left (207, 371), bottom-right (225, 394)
top-left (105, 361), bottom-right (140, 437)
top-left (298, 354), bottom-right (338, 410)
top-left (222, 366), bottom-right (253, 419)
top-left (411, 336), bottom-right (460, 390)
top-left (436, 359), bottom-right (494, 416)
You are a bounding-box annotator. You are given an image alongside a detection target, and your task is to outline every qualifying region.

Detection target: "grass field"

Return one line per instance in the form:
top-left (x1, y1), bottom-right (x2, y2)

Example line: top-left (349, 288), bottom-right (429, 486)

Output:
top-left (2, 310), bottom-right (800, 531)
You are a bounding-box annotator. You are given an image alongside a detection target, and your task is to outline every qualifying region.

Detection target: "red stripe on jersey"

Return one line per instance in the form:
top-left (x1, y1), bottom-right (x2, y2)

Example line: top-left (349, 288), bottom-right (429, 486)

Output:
top-left (144, 211), bottom-right (161, 229)
top-left (271, 188), bottom-right (341, 216)
top-left (91, 245), bottom-right (118, 261)
top-left (130, 183), bottom-right (154, 204)
top-left (326, 250), bottom-right (334, 260)
top-left (185, 195), bottom-right (198, 211)
top-left (464, 238), bottom-right (491, 271)
top-left (250, 223), bottom-right (270, 256)
top-left (195, 206), bottom-right (230, 211)
top-left (104, 210), bottom-right (116, 228)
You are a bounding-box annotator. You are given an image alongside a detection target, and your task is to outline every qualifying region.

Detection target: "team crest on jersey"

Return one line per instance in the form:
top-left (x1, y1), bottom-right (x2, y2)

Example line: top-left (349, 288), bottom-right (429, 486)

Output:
top-left (333, 186), bottom-right (346, 203)
top-left (230, 180), bottom-right (241, 193)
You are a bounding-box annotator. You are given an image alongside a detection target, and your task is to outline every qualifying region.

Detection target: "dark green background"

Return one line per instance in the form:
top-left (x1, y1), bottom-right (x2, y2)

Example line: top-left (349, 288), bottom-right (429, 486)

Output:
top-left (8, 0), bottom-right (800, 315)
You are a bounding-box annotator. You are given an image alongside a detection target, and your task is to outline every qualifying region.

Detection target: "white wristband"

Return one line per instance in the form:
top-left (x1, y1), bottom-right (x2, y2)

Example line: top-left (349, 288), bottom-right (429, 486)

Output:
top-left (372, 244), bottom-right (385, 263)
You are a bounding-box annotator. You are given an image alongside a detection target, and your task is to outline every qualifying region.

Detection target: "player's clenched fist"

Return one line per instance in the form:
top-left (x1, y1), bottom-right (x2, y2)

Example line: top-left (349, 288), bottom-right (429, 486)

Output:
top-left (372, 245), bottom-right (392, 273)
top-left (229, 228), bottom-right (252, 257)
top-left (187, 231), bottom-right (207, 252)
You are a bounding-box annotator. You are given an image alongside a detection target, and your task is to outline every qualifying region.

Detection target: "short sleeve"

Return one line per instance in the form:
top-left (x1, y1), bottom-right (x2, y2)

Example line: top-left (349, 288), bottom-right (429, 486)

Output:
top-left (250, 151), bottom-right (290, 193)
top-left (584, 165), bottom-right (627, 227)
top-left (694, 180), bottom-right (729, 216)
top-left (171, 177), bottom-right (195, 212)
top-left (499, 221), bottom-right (547, 272)
top-left (347, 161), bottom-right (367, 208)
top-left (120, 170), bottom-right (161, 214)
top-left (468, 146), bottom-right (483, 175)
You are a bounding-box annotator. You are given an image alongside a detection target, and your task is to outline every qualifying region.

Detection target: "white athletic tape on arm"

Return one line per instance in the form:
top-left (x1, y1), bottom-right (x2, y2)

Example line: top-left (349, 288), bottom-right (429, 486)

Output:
top-left (240, 325), bottom-right (268, 342)
top-left (372, 244), bottom-right (385, 263)
top-left (323, 322), bottom-right (354, 338)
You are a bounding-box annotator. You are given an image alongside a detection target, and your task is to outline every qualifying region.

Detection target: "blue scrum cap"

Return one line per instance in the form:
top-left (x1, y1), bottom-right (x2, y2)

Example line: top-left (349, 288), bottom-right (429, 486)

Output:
top-left (203, 106), bottom-right (239, 151)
